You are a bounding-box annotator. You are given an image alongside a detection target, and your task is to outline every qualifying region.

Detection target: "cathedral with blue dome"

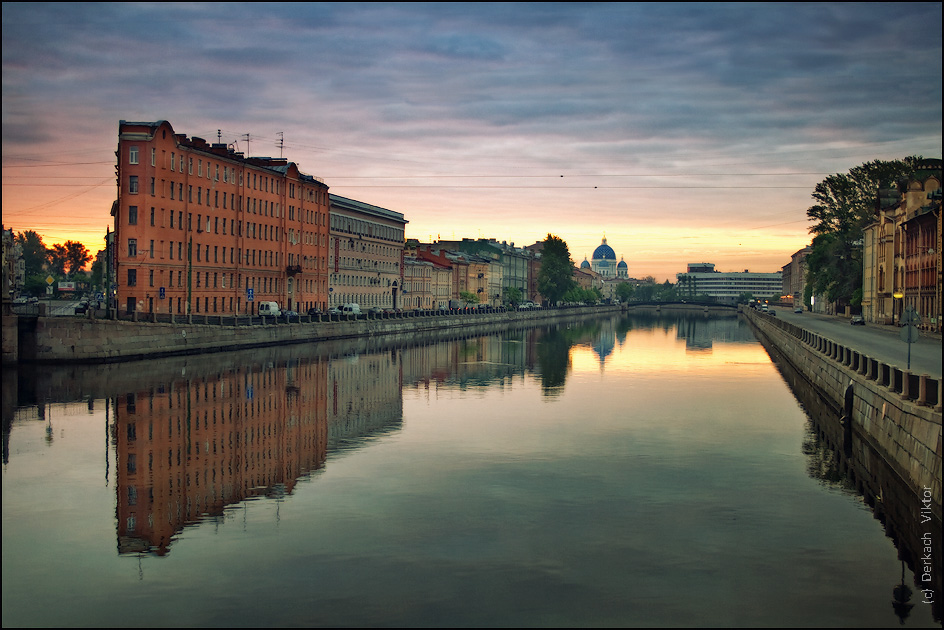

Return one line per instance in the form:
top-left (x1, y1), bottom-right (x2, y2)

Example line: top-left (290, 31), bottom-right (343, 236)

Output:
top-left (580, 236), bottom-right (628, 279)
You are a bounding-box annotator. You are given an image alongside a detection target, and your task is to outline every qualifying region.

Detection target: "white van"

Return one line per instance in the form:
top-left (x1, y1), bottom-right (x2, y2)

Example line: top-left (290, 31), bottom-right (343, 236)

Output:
top-left (341, 303), bottom-right (362, 315)
top-left (259, 301), bottom-right (282, 318)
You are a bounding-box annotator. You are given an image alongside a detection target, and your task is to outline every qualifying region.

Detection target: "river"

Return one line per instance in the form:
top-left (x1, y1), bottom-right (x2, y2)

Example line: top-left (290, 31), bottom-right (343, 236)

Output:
top-left (2, 314), bottom-right (939, 627)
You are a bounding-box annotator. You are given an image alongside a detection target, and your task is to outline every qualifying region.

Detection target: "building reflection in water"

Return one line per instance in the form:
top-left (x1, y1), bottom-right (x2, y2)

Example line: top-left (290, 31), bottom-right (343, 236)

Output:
top-left (10, 313), bottom-right (937, 623)
top-left (115, 359), bottom-right (330, 555)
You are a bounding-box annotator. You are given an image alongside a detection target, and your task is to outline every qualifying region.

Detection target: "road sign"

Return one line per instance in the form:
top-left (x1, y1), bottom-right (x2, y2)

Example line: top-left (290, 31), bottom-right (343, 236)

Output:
top-left (900, 325), bottom-right (919, 343)
top-left (901, 307), bottom-right (920, 325)
top-left (159, 287), bottom-right (166, 299)
top-left (247, 288), bottom-right (254, 301)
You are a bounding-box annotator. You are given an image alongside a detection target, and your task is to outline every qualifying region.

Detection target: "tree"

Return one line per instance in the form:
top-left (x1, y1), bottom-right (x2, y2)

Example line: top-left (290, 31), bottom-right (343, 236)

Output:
top-left (459, 290), bottom-right (478, 305)
top-left (502, 286), bottom-right (523, 306)
top-left (615, 282), bottom-right (635, 303)
top-left (64, 241), bottom-right (92, 275)
top-left (15, 230), bottom-right (49, 277)
top-left (47, 243), bottom-right (68, 276)
top-left (806, 157), bottom-right (918, 305)
top-left (537, 234), bottom-right (575, 305)
top-left (90, 250), bottom-right (106, 291)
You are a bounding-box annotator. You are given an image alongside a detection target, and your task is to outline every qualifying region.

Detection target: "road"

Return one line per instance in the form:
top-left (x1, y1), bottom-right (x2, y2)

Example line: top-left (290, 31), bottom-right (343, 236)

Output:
top-left (771, 308), bottom-right (942, 379)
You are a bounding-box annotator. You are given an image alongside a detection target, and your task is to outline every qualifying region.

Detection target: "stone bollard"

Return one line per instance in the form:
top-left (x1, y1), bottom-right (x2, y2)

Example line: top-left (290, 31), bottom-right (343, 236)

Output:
top-left (900, 371), bottom-right (913, 401)
top-left (916, 375), bottom-right (929, 406)
top-left (857, 354), bottom-right (868, 376)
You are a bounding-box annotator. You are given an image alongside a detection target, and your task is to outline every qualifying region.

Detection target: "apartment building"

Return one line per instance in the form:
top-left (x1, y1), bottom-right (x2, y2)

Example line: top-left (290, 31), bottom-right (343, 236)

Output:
top-left (862, 160), bottom-right (942, 329)
top-left (328, 195), bottom-right (406, 310)
top-left (114, 120), bottom-right (330, 316)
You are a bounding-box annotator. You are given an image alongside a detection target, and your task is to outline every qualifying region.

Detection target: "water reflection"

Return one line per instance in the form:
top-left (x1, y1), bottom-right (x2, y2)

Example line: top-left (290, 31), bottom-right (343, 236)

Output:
top-left (2, 313), bottom-right (939, 627)
top-left (760, 330), bottom-right (942, 623)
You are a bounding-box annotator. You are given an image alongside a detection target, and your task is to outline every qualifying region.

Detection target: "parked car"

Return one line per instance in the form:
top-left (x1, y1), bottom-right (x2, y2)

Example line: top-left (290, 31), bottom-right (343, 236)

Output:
top-left (258, 301), bottom-right (282, 318)
top-left (74, 301), bottom-right (90, 314)
top-left (851, 315), bottom-right (865, 325)
top-left (341, 303), bottom-right (362, 316)
top-left (794, 307), bottom-right (803, 313)
top-left (327, 306), bottom-right (342, 315)
top-left (281, 310), bottom-right (300, 322)
top-left (307, 307), bottom-right (323, 317)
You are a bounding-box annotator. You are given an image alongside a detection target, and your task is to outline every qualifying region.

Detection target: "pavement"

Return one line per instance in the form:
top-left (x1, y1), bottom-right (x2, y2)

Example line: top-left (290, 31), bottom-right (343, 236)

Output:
top-left (767, 307), bottom-right (942, 379)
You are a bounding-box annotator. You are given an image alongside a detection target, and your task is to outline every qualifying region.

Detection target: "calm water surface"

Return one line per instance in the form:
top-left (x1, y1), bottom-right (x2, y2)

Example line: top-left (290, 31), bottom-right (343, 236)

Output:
top-left (2, 315), bottom-right (938, 627)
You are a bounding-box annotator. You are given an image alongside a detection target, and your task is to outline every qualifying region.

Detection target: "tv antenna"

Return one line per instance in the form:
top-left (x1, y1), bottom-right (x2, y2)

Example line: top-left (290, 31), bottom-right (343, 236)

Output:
top-left (277, 132), bottom-right (284, 158)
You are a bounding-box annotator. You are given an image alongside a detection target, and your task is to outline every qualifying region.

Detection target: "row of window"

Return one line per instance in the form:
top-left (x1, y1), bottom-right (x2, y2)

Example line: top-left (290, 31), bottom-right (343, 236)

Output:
top-left (128, 144), bottom-right (328, 205)
top-left (331, 215), bottom-right (404, 243)
top-left (127, 206), bottom-right (325, 250)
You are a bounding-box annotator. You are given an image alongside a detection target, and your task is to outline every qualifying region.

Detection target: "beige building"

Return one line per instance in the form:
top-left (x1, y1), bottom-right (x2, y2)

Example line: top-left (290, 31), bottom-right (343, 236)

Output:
top-left (403, 256), bottom-right (434, 310)
top-left (862, 161), bottom-right (941, 329)
top-left (329, 195), bottom-right (406, 310)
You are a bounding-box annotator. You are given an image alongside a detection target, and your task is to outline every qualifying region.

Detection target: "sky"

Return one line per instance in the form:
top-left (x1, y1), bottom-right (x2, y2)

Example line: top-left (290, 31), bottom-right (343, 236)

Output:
top-left (2, 2), bottom-right (941, 282)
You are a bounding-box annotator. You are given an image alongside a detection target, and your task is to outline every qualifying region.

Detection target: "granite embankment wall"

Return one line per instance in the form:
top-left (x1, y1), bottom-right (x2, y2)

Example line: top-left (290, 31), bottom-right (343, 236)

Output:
top-left (7, 305), bottom-right (626, 364)
top-left (744, 308), bottom-right (942, 521)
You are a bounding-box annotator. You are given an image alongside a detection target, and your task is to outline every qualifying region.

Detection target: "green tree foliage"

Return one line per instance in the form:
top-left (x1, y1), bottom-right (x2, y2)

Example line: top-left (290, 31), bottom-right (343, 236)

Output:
top-left (562, 286), bottom-right (602, 304)
top-left (90, 250), bottom-right (106, 290)
top-left (502, 286), bottom-right (523, 306)
top-left (63, 241), bottom-right (92, 275)
top-left (615, 282), bottom-right (635, 302)
top-left (459, 290), bottom-right (479, 305)
top-left (15, 230), bottom-right (49, 277)
top-left (806, 158), bottom-right (918, 305)
top-left (634, 282), bottom-right (657, 302)
top-left (537, 234), bottom-right (575, 304)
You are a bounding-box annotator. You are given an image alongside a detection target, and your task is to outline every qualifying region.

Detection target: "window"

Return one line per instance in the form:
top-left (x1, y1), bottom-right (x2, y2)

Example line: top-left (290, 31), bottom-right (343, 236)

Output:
top-left (129, 176), bottom-right (138, 194)
top-left (128, 239), bottom-right (137, 257)
top-left (149, 270), bottom-right (154, 287)
top-left (150, 208), bottom-right (155, 226)
top-left (128, 206), bottom-right (138, 225)
top-left (171, 152), bottom-right (176, 171)
top-left (149, 240), bottom-right (154, 258)
top-left (151, 147), bottom-right (156, 166)
top-left (188, 157), bottom-right (193, 175)
top-left (127, 269), bottom-right (137, 286)
top-left (150, 177), bottom-right (155, 196)
top-left (129, 146), bottom-right (139, 164)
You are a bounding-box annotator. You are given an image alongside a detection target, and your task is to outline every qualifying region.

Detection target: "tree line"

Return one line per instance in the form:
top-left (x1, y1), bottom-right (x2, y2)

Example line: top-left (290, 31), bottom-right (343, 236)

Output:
top-left (14, 230), bottom-right (99, 297)
top-left (804, 157), bottom-right (923, 308)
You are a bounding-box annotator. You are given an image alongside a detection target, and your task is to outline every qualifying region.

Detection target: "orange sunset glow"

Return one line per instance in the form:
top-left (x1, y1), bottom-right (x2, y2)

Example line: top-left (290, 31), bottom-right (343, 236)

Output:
top-left (3, 4), bottom-right (940, 281)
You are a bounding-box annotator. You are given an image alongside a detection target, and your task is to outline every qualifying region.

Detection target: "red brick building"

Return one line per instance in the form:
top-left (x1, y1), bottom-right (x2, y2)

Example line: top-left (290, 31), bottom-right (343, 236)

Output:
top-left (114, 120), bottom-right (330, 316)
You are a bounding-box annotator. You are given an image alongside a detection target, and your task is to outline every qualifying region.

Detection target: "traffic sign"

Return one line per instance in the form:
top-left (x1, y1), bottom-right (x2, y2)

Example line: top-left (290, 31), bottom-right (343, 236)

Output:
top-left (159, 287), bottom-right (166, 300)
top-left (247, 288), bottom-right (254, 301)
top-left (900, 325), bottom-right (919, 343)
top-left (901, 306), bottom-right (920, 325)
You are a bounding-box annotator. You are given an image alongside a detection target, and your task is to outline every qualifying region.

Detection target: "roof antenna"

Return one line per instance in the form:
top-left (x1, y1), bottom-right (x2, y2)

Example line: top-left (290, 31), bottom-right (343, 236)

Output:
top-left (217, 129), bottom-right (222, 143)
top-left (277, 132), bottom-right (284, 159)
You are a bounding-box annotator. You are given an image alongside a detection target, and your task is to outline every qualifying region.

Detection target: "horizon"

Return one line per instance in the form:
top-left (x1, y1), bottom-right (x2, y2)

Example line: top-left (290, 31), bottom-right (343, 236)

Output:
top-left (3, 3), bottom-right (941, 283)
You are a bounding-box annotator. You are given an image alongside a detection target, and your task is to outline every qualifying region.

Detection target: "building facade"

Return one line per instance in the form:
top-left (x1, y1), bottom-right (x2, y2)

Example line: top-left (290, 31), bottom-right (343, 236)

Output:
top-left (861, 161), bottom-right (942, 329)
top-left (328, 195), bottom-right (406, 311)
top-left (676, 263), bottom-right (782, 304)
top-left (114, 120), bottom-right (331, 316)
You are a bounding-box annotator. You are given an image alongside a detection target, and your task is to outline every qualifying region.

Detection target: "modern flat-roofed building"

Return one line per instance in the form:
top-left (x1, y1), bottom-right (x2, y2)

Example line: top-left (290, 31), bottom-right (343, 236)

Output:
top-left (113, 120), bottom-right (331, 316)
top-left (676, 263), bottom-right (782, 304)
